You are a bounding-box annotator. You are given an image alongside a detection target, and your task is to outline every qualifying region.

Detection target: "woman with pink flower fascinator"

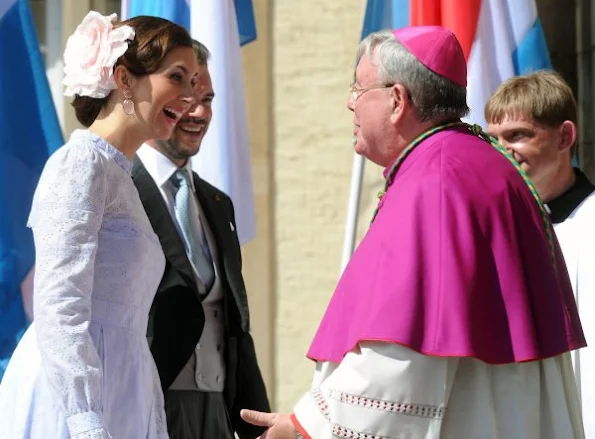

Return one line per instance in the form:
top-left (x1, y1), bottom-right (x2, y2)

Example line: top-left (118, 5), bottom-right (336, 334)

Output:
top-left (0, 10), bottom-right (200, 439)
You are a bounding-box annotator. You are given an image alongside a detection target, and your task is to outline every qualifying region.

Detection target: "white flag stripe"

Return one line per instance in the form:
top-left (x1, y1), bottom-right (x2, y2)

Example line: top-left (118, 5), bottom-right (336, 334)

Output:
top-left (120, 0), bottom-right (128, 20)
top-left (190, 0), bottom-right (256, 244)
top-left (465, 0), bottom-right (514, 128)
top-left (505, 0), bottom-right (537, 46)
top-left (465, 0), bottom-right (544, 129)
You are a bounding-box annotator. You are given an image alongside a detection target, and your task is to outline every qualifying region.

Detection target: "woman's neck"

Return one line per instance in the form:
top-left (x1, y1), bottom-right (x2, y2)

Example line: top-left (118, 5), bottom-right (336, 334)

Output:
top-left (88, 115), bottom-right (146, 160)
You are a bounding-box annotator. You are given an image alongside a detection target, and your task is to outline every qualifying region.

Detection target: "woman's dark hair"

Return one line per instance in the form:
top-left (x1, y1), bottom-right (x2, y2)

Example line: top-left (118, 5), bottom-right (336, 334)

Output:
top-left (72, 16), bottom-right (193, 127)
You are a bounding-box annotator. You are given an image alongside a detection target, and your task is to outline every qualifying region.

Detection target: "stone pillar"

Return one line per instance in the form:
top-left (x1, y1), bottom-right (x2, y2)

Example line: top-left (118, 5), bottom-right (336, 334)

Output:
top-left (537, 0), bottom-right (577, 93)
top-left (61, 0), bottom-right (91, 135)
top-left (537, 0), bottom-right (595, 178)
top-left (575, 0), bottom-right (595, 179)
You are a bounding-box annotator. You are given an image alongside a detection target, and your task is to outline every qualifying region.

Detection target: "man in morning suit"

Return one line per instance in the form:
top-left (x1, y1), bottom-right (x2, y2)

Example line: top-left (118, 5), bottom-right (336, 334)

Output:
top-left (132, 40), bottom-right (270, 439)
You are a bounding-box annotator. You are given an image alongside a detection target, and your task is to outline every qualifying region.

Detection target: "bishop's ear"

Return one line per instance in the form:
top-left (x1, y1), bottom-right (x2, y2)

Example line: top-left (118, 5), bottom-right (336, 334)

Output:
top-left (390, 83), bottom-right (410, 124)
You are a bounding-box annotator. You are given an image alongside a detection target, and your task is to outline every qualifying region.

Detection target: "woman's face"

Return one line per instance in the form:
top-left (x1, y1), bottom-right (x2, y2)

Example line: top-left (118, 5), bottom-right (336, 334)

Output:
top-left (131, 46), bottom-right (199, 140)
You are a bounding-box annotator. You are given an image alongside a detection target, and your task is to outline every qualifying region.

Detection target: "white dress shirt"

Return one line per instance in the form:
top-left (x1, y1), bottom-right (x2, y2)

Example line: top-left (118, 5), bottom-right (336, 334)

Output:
top-left (137, 144), bottom-right (214, 288)
top-left (136, 144), bottom-right (226, 392)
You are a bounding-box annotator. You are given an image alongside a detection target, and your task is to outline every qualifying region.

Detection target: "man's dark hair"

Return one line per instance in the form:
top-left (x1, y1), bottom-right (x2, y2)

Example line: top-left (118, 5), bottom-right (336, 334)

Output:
top-left (192, 39), bottom-right (211, 66)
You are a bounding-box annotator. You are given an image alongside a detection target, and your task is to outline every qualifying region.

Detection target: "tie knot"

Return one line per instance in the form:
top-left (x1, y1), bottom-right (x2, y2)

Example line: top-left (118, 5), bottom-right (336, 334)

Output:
top-left (171, 169), bottom-right (191, 190)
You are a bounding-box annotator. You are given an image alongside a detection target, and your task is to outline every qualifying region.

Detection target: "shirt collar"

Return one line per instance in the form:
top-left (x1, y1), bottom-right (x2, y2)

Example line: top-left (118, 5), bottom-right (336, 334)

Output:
top-left (136, 144), bottom-right (196, 192)
top-left (546, 168), bottom-right (595, 224)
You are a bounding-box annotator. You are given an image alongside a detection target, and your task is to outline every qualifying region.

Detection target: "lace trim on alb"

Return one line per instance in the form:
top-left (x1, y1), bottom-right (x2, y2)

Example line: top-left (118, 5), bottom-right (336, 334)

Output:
top-left (329, 389), bottom-right (445, 420)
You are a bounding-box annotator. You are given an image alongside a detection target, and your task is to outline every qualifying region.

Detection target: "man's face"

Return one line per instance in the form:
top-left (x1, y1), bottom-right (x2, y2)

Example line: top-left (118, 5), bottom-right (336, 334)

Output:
top-left (346, 51), bottom-right (394, 167)
top-left (155, 64), bottom-right (214, 164)
top-left (487, 115), bottom-right (566, 200)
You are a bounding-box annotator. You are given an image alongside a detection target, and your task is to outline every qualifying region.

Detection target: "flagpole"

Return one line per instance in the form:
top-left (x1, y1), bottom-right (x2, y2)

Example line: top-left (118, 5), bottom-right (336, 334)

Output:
top-left (341, 151), bottom-right (365, 271)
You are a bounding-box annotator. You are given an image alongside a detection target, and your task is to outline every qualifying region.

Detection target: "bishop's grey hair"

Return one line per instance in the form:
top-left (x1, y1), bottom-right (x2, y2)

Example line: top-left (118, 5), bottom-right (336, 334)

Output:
top-left (355, 30), bottom-right (469, 122)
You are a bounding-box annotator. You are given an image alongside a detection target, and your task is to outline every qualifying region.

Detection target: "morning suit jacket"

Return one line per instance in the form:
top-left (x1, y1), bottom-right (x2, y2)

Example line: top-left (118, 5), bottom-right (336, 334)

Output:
top-left (132, 158), bottom-right (270, 438)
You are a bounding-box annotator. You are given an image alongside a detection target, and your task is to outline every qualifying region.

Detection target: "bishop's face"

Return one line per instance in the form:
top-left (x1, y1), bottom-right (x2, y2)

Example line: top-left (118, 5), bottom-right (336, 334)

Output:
top-left (346, 51), bottom-right (396, 167)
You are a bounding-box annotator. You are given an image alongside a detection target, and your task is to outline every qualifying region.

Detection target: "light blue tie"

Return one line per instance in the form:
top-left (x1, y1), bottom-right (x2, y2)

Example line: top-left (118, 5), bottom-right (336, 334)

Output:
top-left (171, 169), bottom-right (215, 291)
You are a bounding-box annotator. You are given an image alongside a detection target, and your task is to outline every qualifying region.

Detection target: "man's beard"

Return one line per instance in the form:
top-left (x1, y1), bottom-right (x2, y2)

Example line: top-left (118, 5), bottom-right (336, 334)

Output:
top-left (155, 138), bottom-right (196, 162)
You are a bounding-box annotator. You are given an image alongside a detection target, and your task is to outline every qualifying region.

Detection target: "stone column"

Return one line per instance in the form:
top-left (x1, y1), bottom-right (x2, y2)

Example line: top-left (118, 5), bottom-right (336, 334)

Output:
top-left (61, 0), bottom-right (91, 135)
top-left (575, 0), bottom-right (595, 179)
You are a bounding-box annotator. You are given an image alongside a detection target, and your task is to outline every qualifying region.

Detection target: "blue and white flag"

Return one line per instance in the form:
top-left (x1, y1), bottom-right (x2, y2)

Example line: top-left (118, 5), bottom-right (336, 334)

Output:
top-left (122, 0), bottom-right (257, 244)
top-left (369, 0), bottom-right (552, 129)
top-left (361, 0), bottom-right (410, 38)
top-left (0, 0), bottom-right (63, 379)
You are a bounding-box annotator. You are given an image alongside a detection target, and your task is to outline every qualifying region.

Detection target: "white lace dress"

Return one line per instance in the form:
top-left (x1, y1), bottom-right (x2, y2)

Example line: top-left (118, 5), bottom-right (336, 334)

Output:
top-left (0, 130), bottom-right (168, 438)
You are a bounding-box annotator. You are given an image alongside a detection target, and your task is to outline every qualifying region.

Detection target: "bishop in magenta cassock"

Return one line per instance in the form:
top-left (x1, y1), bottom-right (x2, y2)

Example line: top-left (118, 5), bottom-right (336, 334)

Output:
top-left (242, 26), bottom-right (587, 438)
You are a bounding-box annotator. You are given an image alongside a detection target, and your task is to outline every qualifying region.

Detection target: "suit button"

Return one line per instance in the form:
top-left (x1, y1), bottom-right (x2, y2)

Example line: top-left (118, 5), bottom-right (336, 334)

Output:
top-left (216, 375), bottom-right (222, 383)
top-left (196, 343), bottom-right (201, 350)
top-left (214, 310), bottom-right (218, 318)
top-left (197, 374), bottom-right (204, 381)
top-left (217, 344), bottom-right (222, 352)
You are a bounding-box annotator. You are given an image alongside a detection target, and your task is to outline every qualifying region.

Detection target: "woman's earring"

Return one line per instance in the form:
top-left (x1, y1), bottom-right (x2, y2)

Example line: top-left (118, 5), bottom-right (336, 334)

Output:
top-left (122, 89), bottom-right (134, 115)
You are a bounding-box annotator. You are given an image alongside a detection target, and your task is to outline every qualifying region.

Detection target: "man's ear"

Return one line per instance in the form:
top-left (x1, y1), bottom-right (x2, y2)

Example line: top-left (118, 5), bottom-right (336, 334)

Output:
top-left (389, 83), bottom-right (409, 124)
top-left (113, 65), bottom-right (136, 91)
top-left (559, 120), bottom-right (577, 153)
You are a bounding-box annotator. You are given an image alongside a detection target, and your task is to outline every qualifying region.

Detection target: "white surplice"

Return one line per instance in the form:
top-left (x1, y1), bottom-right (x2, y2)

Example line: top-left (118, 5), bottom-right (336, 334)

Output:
top-left (554, 191), bottom-right (595, 438)
top-left (293, 342), bottom-right (584, 438)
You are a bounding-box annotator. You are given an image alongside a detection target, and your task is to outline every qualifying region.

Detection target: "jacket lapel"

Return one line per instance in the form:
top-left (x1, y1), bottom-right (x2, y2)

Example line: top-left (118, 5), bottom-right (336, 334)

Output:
top-left (132, 158), bottom-right (199, 298)
top-left (193, 176), bottom-right (227, 267)
top-left (193, 174), bottom-right (250, 330)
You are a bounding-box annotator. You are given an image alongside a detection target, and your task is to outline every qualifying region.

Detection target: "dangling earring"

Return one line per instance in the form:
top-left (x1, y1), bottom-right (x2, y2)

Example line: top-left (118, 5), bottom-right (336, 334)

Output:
top-left (122, 89), bottom-right (134, 115)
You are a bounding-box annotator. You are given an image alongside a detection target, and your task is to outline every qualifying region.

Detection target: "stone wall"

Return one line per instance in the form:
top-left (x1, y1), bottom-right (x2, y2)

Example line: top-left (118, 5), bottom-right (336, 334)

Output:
top-left (270, 0), bottom-right (373, 411)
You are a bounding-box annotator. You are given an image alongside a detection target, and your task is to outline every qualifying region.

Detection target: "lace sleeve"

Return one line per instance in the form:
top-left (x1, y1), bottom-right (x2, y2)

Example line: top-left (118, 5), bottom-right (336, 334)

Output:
top-left (293, 342), bottom-right (454, 438)
top-left (29, 143), bottom-right (110, 437)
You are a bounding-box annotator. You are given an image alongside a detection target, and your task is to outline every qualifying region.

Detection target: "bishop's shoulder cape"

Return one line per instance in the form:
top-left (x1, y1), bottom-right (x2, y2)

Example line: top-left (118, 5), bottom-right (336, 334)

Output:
top-left (308, 127), bottom-right (585, 364)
